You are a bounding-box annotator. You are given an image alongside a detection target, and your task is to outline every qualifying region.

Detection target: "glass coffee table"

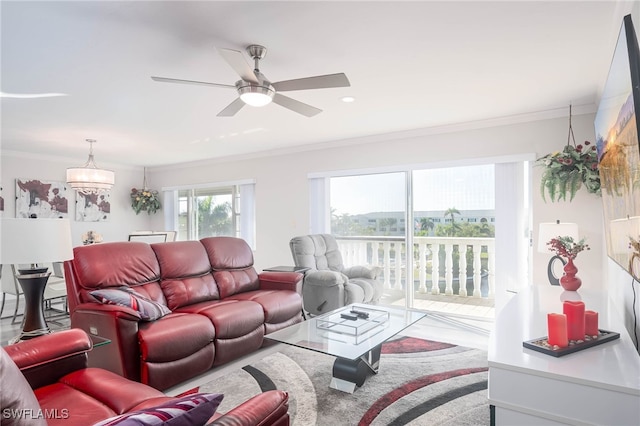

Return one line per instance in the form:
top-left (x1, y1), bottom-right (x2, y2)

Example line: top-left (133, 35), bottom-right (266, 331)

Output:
top-left (265, 303), bottom-right (426, 393)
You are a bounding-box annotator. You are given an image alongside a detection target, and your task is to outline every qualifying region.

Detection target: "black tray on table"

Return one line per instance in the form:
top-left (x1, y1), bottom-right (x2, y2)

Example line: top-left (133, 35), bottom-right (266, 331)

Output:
top-left (522, 329), bottom-right (620, 357)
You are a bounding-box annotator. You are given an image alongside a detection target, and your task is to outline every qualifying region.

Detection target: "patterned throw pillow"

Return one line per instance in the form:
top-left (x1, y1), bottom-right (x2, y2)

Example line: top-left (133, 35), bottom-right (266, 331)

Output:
top-left (89, 286), bottom-right (171, 321)
top-left (92, 393), bottom-right (223, 426)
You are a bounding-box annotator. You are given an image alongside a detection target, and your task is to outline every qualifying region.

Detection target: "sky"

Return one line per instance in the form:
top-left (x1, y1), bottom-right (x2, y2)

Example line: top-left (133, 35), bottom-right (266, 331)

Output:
top-left (330, 164), bottom-right (495, 216)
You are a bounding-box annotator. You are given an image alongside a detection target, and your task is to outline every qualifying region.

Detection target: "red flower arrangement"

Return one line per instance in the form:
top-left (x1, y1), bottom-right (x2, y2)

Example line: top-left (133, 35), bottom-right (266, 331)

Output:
top-left (546, 236), bottom-right (590, 260)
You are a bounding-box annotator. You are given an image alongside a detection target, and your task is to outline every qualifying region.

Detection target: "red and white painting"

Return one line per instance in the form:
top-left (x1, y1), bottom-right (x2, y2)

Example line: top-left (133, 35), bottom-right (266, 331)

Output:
top-left (15, 179), bottom-right (70, 219)
top-left (76, 191), bottom-right (111, 222)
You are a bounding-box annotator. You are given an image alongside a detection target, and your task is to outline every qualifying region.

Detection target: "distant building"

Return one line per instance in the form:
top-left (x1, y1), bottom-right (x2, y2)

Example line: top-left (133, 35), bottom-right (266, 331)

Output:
top-left (350, 209), bottom-right (495, 236)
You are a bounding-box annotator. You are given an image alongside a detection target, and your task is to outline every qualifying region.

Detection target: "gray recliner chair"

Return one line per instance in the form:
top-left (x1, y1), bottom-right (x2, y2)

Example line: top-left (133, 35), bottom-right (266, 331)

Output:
top-left (289, 234), bottom-right (383, 316)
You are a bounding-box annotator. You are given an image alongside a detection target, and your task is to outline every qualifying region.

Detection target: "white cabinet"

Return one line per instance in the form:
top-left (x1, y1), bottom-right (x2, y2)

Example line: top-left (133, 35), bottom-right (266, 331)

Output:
top-left (488, 286), bottom-right (640, 425)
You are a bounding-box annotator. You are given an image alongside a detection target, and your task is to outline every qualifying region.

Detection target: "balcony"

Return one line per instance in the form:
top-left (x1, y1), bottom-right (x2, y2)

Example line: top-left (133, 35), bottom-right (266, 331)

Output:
top-left (336, 236), bottom-right (495, 320)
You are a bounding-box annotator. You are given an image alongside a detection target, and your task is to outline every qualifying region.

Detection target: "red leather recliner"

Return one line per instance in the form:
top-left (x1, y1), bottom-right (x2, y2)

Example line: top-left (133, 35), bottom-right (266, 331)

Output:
top-left (0, 329), bottom-right (290, 426)
top-left (64, 237), bottom-right (303, 391)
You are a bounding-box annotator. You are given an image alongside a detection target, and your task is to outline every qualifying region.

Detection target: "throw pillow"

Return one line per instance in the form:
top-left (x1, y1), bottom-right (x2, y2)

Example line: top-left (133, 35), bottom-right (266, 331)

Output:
top-left (92, 393), bottom-right (223, 426)
top-left (89, 287), bottom-right (171, 321)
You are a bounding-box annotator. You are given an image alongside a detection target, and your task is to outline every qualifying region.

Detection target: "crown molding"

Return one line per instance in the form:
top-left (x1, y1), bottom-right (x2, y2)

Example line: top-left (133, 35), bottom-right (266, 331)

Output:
top-left (151, 103), bottom-right (597, 172)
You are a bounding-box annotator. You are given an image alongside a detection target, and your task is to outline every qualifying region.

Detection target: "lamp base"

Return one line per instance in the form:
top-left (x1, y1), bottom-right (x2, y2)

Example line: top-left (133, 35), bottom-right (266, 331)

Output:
top-left (14, 273), bottom-right (52, 341)
top-left (547, 255), bottom-right (567, 286)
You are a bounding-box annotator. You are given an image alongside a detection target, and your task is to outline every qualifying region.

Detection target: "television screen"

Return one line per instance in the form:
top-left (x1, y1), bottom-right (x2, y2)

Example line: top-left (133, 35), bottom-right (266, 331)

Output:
top-left (595, 14), bottom-right (640, 274)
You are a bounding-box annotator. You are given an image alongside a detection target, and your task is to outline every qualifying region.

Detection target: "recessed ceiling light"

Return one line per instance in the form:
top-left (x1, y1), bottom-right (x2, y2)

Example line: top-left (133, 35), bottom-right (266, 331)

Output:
top-left (341, 96), bottom-right (355, 103)
top-left (0, 92), bottom-right (68, 98)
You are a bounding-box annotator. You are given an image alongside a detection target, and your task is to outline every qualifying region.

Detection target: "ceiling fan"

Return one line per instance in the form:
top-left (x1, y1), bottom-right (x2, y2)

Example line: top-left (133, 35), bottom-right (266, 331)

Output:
top-left (151, 44), bottom-right (350, 117)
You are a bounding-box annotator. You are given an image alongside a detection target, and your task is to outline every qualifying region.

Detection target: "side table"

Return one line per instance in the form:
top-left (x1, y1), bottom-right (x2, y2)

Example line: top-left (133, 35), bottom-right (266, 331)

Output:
top-left (87, 332), bottom-right (117, 372)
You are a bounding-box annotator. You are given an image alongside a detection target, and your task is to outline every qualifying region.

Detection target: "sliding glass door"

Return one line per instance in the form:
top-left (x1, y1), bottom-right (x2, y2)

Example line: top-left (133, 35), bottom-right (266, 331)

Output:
top-left (411, 165), bottom-right (495, 316)
top-left (329, 172), bottom-right (408, 307)
top-left (319, 159), bottom-right (529, 319)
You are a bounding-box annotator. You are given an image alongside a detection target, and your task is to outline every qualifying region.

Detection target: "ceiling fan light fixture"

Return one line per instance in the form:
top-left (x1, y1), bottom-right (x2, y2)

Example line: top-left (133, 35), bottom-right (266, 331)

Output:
top-left (238, 84), bottom-right (274, 107)
top-left (66, 139), bottom-right (114, 193)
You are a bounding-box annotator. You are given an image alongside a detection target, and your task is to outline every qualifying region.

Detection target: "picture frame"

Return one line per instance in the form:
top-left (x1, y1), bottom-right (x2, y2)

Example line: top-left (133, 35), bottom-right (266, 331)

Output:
top-left (76, 191), bottom-right (111, 222)
top-left (15, 178), bottom-right (70, 219)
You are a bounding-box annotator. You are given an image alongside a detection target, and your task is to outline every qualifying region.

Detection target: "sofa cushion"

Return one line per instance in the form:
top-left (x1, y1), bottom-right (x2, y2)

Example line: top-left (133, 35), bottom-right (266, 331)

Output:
top-left (152, 241), bottom-right (220, 309)
top-left (137, 313), bottom-right (216, 390)
top-left (91, 393), bottom-right (223, 426)
top-left (175, 300), bottom-right (264, 366)
top-left (201, 236), bottom-right (254, 270)
top-left (212, 269), bottom-right (260, 299)
top-left (71, 242), bottom-right (167, 307)
top-left (226, 290), bottom-right (302, 325)
top-left (72, 242), bottom-right (162, 290)
top-left (89, 287), bottom-right (171, 321)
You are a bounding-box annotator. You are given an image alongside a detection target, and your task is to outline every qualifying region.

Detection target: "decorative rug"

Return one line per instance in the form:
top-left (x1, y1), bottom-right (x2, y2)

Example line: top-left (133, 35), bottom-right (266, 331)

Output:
top-left (199, 335), bottom-right (489, 425)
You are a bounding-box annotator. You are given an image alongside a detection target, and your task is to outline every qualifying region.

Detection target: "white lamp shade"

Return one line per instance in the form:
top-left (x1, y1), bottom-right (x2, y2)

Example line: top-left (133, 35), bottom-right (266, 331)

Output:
top-left (610, 216), bottom-right (640, 254)
top-left (66, 167), bottom-right (115, 191)
top-left (538, 222), bottom-right (579, 253)
top-left (1, 218), bottom-right (73, 265)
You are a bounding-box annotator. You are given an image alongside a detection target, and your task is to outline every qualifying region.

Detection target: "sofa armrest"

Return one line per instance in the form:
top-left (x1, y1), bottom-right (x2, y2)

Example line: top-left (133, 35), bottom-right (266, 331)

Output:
top-left (343, 265), bottom-right (381, 280)
top-left (258, 271), bottom-right (303, 293)
top-left (209, 390), bottom-right (289, 426)
top-left (4, 329), bottom-right (92, 389)
top-left (74, 301), bottom-right (144, 321)
top-left (304, 270), bottom-right (347, 287)
top-left (71, 305), bottom-right (143, 382)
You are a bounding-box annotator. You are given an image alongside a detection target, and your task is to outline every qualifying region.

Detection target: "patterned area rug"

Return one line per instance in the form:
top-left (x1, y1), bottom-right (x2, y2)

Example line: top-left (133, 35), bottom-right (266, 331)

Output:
top-left (200, 335), bottom-right (489, 425)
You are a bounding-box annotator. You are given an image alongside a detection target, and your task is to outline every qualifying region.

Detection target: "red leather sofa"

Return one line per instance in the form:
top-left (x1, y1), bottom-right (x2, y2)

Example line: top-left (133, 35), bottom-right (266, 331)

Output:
top-left (1, 329), bottom-right (290, 426)
top-left (63, 236), bottom-right (303, 391)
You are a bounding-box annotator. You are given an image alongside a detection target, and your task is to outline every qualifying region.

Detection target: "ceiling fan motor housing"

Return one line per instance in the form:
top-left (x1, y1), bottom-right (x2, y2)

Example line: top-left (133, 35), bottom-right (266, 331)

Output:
top-left (236, 71), bottom-right (274, 106)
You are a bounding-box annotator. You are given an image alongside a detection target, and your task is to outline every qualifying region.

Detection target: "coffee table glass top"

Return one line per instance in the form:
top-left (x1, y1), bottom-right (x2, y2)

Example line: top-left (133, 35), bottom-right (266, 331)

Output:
top-left (265, 304), bottom-right (426, 360)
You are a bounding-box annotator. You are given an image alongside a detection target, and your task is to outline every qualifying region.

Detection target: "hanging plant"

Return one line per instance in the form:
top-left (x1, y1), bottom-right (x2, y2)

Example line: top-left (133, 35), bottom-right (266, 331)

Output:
top-left (130, 168), bottom-right (161, 215)
top-left (537, 106), bottom-right (601, 202)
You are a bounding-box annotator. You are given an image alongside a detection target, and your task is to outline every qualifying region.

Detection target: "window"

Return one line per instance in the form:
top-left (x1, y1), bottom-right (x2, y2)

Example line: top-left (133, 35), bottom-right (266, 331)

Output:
top-left (178, 187), bottom-right (237, 241)
top-left (163, 180), bottom-right (255, 248)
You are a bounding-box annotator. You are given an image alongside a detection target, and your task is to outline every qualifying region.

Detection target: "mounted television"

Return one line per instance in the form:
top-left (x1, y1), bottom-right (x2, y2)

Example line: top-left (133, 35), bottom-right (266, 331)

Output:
top-left (595, 14), bottom-right (640, 276)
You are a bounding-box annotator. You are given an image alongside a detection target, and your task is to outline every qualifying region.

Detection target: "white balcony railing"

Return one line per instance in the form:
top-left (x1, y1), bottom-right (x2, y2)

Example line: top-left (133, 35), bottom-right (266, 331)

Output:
top-left (336, 236), bottom-right (495, 300)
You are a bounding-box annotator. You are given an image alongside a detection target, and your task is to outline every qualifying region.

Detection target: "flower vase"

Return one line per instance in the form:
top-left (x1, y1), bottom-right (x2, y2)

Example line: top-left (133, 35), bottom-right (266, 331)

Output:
top-left (560, 258), bottom-right (582, 291)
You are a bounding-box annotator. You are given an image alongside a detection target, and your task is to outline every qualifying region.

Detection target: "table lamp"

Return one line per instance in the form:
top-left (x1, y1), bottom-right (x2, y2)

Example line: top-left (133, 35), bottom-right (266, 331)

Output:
top-left (538, 221), bottom-right (579, 286)
top-left (0, 218), bottom-right (73, 342)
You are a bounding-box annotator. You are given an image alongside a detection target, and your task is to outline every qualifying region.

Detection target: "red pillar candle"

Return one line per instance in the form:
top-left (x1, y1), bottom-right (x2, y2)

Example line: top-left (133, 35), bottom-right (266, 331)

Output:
top-left (585, 310), bottom-right (599, 337)
top-left (547, 313), bottom-right (569, 347)
top-left (563, 300), bottom-right (585, 341)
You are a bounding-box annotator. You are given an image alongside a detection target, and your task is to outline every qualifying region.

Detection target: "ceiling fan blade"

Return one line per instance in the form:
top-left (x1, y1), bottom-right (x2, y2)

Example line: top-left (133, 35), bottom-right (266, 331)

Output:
top-left (217, 98), bottom-right (245, 117)
top-left (151, 76), bottom-right (235, 89)
top-left (216, 48), bottom-right (259, 84)
top-left (272, 73), bottom-right (350, 92)
top-left (272, 93), bottom-right (322, 117)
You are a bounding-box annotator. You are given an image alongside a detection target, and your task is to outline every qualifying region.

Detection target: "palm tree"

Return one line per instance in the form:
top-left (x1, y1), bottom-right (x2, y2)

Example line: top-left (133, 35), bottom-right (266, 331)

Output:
top-left (444, 207), bottom-right (461, 236)
top-left (418, 217), bottom-right (435, 235)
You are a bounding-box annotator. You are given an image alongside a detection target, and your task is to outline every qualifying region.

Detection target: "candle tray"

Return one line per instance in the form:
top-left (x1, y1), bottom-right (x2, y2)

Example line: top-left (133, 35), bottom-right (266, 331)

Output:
top-left (522, 329), bottom-right (620, 357)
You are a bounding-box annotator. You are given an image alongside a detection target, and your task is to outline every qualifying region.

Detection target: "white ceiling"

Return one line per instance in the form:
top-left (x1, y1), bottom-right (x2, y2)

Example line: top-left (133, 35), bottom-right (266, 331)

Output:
top-left (0, 1), bottom-right (635, 167)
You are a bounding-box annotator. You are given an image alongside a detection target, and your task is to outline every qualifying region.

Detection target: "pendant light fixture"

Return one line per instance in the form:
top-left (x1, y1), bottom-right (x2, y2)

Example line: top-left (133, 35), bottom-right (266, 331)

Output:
top-left (66, 139), bottom-right (115, 193)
